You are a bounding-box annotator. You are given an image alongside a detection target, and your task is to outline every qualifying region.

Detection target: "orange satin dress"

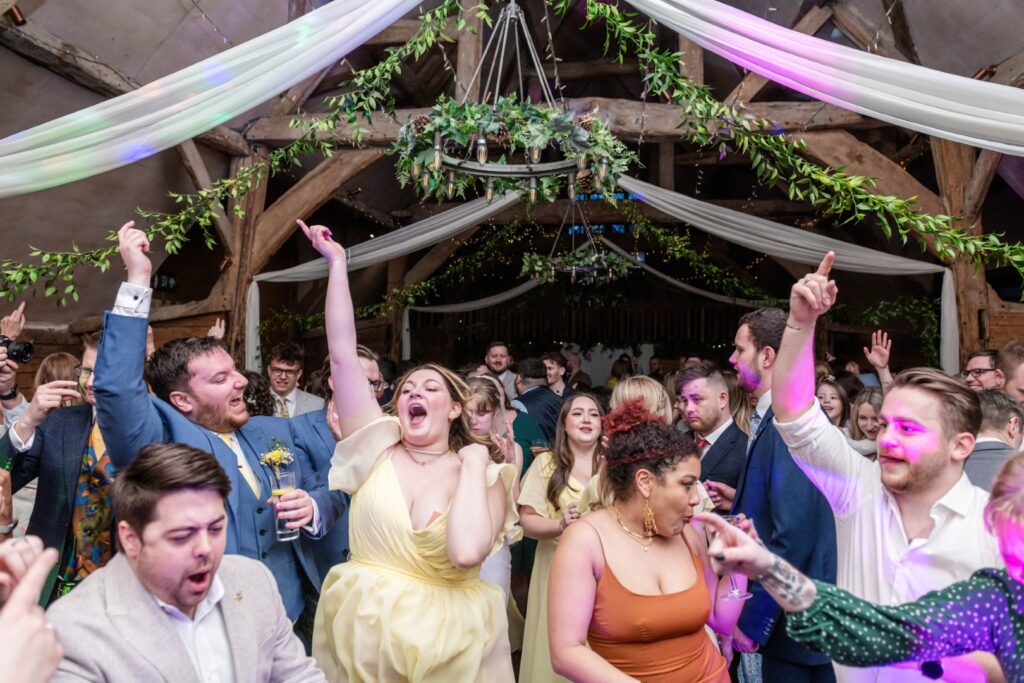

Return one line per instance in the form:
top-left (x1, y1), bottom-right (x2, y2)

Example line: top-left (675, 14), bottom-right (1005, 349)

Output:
top-left (587, 551), bottom-right (729, 683)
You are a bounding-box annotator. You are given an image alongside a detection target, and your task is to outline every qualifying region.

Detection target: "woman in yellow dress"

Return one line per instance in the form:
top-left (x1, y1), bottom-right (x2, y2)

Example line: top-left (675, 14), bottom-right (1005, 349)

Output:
top-left (301, 221), bottom-right (517, 682)
top-left (518, 393), bottom-right (603, 683)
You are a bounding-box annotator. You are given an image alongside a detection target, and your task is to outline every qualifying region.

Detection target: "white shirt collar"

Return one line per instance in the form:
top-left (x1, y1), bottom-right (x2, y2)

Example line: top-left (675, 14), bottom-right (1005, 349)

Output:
top-left (701, 416), bottom-right (734, 445)
top-left (975, 436), bottom-right (1009, 445)
top-left (881, 471), bottom-right (977, 521)
top-left (152, 573), bottom-right (225, 623)
top-left (754, 390), bottom-right (772, 419)
top-left (277, 388), bottom-right (298, 405)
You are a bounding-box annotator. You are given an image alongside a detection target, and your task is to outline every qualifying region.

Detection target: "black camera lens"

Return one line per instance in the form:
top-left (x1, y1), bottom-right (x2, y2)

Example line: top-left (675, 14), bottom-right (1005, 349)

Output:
top-left (0, 336), bottom-right (33, 364)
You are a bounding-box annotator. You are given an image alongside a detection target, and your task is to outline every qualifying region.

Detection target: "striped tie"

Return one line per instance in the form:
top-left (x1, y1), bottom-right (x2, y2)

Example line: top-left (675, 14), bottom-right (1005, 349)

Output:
top-left (276, 397), bottom-right (289, 418)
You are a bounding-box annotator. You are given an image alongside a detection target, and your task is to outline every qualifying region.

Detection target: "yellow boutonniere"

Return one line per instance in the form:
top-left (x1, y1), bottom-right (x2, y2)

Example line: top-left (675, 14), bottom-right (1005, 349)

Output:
top-left (260, 439), bottom-right (294, 477)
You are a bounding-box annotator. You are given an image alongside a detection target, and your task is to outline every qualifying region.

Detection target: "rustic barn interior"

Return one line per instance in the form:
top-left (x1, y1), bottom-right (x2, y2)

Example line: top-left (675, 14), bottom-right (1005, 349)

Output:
top-left (3, 0), bottom-right (1024, 385)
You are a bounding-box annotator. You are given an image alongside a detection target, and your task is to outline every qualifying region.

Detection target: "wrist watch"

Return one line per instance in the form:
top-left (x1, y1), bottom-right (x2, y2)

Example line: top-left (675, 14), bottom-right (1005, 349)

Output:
top-left (0, 519), bottom-right (19, 534)
top-left (0, 383), bottom-right (17, 401)
top-left (920, 661), bottom-right (943, 680)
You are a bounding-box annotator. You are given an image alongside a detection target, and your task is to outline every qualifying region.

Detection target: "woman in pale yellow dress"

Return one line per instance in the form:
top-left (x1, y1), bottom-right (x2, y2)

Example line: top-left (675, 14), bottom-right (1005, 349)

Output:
top-left (301, 221), bottom-right (517, 682)
top-left (518, 393), bottom-right (603, 683)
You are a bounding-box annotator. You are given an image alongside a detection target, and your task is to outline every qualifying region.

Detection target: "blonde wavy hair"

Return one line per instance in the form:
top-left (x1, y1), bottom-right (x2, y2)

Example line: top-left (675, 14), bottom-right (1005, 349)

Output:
top-left (610, 376), bottom-right (673, 423)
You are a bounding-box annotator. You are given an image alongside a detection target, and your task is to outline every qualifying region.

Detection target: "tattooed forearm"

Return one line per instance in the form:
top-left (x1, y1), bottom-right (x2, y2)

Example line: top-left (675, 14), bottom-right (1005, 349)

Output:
top-left (756, 555), bottom-right (818, 612)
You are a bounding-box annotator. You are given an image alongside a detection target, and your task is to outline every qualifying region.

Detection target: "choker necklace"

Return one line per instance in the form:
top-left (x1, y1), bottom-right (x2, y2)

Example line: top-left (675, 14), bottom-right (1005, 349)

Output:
top-left (613, 505), bottom-right (653, 552)
top-left (404, 444), bottom-right (451, 466)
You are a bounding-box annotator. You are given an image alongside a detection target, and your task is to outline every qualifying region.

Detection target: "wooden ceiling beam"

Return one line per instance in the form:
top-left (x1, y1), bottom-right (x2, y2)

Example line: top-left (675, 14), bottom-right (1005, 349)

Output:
top-left (456, 11), bottom-right (483, 103)
top-left (404, 226), bottom-right (483, 286)
top-left (247, 98), bottom-right (880, 144)
top-left (176, 140), bottom-right (236, 255)
top-left (365, 18), bottom-right (457, 47)
top-left (831, 1), bottom-right (901, 57)
top-left (249, 148), bottom-right (387, 275)
top-left (524, 59), bottom-right (640, 80)
top-left (0, 18), bottom-right (248, 155)
top-left (678, 35), bottom-right (704, 84)
top-left (726, 4), bottom-right (833, 105)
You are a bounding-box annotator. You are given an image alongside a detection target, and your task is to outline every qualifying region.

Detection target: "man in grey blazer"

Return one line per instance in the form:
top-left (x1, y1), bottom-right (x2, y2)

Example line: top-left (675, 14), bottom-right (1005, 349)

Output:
top-left (965, 388), bottom-right (1023, 491)
top-left (46, 442), bottom-right (325, 683)
top-left (267, 342), bottom-right (325, 418)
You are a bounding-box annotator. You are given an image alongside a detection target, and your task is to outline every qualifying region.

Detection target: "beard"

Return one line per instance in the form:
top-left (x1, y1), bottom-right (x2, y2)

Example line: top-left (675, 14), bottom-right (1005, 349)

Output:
top-left (191, 396), bottom-right (249, 433)
top-left (880, 451), bottom-right (947, 494)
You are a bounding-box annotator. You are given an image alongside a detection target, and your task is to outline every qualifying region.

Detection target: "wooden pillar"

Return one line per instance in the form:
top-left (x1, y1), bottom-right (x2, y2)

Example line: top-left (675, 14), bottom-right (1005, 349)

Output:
top-left (386, 256), bottom-right (408, 360)
top-left (932, 138), bottom-right (988, 363)
top-left (225, 146), bottom-right (270, 360)
top-left (678, 35), bottom-right (703, 84)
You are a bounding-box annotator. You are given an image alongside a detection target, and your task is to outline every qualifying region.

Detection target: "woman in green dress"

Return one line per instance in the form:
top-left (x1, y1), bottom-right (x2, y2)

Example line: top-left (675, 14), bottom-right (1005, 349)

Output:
top-left (696, 451), bottom-right (1024, 682)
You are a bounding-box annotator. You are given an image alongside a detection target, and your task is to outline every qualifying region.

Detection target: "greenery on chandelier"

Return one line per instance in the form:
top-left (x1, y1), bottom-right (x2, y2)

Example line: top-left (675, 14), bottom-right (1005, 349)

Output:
top-left (392, 95), bottom-right (637, 203)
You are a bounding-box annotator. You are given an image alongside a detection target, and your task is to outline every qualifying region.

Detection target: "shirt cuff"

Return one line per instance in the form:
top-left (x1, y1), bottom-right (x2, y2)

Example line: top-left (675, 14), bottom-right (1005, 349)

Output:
top-left (112, 282), bottom-right (153, 318)
top-left (8, 420), bottom-right (33, 452)
top-left (302, 498), bottom-right (322, 535)
top-left (2, 396), bottom-right (28, 429)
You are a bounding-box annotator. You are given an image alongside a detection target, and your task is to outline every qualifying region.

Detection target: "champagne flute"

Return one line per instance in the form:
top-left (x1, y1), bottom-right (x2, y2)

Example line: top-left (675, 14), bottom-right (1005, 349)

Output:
top-left (717, 514), bottom-right (753, 600)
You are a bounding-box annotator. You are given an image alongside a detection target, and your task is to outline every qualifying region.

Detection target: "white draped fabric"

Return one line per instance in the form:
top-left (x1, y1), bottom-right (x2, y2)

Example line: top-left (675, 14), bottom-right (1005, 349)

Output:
top-left (244, 191), bottom-right (520, 369)
top-left (0, 0), bottom-right (419, 197)
top-left (616, 175), bottom-right (957, 372)
top-left (627, 0), bottom-right (1024, 156)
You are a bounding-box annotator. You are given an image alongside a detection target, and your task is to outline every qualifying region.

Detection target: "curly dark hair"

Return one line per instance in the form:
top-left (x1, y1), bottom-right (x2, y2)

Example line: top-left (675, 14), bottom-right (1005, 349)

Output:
top-left (242, 370), bottom-right (276, 416)
top-left (602, 401), bottom-right (698, 502)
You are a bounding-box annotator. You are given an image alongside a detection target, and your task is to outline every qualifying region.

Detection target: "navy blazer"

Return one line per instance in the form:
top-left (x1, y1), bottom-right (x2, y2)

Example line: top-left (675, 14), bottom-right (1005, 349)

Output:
top-left (732, 406), bottom-right (837, 665)
top-left (516, 385), bottom-right (562, 442)
top-left (699, 421), bottom-right (747, 490)
top-left (289, 408), bottom-right (350, 583)
top-left (93, 312), bottom-right (345, 601)
top-left (1, 404), bottom-right (94, 602)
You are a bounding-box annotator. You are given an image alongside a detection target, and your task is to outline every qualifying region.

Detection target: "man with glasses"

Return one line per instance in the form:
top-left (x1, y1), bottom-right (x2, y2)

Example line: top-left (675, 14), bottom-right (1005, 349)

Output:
top-left (0, 332), bottom-right (115, 604)
top-left (266, 342), bottom-right (324, 418)
top-left (961, 349), bottom-right (1000, 391)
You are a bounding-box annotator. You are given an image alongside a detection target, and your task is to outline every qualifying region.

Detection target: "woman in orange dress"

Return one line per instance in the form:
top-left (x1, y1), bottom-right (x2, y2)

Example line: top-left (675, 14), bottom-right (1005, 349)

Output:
top-left (548, 401), bottom-right (747, 682)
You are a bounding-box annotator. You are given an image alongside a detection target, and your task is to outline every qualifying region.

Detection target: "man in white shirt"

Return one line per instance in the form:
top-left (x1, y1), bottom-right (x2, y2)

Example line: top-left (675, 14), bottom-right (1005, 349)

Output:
top-left (267, 342), bottom-right (325, 418)
top-left (772, 252), bottom-right (1003, 683)
top-left (46, 442), bottom-right (325, 682)
top-left (675, 360), bottom-right (746, 500)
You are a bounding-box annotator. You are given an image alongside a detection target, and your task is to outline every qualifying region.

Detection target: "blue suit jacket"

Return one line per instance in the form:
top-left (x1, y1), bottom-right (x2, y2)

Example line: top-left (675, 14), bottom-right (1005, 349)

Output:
top-left (732, 406), bottom-right (837, 665)
top-left (289, 408), bottom-right (350, 583)
top-left (0, 404), bottom-right (94, 603)
top-left (93, 312), bottom-right (345, 600)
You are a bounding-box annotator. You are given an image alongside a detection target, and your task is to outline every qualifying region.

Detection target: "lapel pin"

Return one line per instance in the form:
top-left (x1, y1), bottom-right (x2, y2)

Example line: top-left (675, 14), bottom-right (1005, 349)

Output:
top-left (234, 591), bottom-right (243, 601)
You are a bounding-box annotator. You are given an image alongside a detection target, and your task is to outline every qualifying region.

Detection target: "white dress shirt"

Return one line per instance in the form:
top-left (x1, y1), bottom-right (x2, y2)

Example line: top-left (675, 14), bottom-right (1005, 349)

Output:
top-left (698, 417), bottom-right (734, 459)
top-left (153, 574), bottom-right (236, 683)
top-left (775, 402), bottom-right (1003, 683)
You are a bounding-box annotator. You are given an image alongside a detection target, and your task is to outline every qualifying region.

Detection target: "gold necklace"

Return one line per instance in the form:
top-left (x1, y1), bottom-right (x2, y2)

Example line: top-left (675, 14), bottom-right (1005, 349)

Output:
top-left (404, 444), bottom-right (451, 466)
top-left (613, 505), bottom-right (653, 552)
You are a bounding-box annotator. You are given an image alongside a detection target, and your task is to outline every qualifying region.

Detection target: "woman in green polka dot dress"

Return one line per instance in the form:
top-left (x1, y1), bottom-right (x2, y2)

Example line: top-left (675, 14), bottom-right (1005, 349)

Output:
top-left (696, 452), bottom-right (1024, 682)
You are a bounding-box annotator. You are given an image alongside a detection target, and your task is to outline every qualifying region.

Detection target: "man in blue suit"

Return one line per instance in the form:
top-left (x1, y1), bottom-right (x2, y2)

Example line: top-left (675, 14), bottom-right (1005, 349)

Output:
top-left (290, 358), bottom-right (349, 583)
top-left (729, 306), bottom-right (837, 683)
top-left (93, 222), bottom-right (344, 622)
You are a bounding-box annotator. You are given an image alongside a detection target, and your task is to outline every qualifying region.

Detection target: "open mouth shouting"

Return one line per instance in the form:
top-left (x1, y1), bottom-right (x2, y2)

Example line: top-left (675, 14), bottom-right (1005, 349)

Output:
top-left (407, 402), bottom-right (428, 427)
top-left (186, 566), bottom-right (213, 593)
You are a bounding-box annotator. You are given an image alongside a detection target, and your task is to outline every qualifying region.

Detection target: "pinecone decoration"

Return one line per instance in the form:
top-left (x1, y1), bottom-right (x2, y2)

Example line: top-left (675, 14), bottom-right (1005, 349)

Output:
top-left (575, 113), bottom-right (595, 132)
top-left (576, 169), bottom-right (595, 193)
top-left (487, 122), bottom-right (511, 146)
top-left (412, 114), bottom-right (430, 135)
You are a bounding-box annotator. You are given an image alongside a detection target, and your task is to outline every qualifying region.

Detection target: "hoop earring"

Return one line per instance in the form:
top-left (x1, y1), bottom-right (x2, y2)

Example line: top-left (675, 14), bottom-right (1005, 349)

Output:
top-left (642, 495), bottom-right (659, 537)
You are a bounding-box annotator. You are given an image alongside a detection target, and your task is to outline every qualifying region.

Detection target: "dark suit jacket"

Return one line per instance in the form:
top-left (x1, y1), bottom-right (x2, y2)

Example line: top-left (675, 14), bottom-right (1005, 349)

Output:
top-left (965, 439), bottom-right (1016, 492)
top-left (94, 312), bottom-right (345, 612)
top-left (516, 385), bottom-right (562, 442)
top-left (700, 421), bottom-right (747, 490)
top-left (732, 406), bottom-right (837, 666)
top-left (0, 404), bottom-right (94, 602)
top-left (289, 408), bottom-right (350, 582)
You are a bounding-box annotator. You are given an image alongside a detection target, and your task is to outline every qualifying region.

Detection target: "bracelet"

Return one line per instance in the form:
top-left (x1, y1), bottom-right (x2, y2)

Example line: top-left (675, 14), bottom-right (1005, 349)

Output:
top-left (0, 519), bottom-right (19, 534)
top-left (0, 384), bottom-right (17, 401)
top-left (785, 321), bottom-right (802, 332)
top-left (558, 518), bottom-right (567, 532)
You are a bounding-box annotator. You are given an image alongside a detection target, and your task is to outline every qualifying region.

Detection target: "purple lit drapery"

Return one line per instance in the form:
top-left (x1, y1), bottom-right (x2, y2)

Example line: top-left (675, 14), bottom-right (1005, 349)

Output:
top-left (628, 0), bottom-right (1024, 156)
